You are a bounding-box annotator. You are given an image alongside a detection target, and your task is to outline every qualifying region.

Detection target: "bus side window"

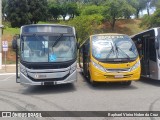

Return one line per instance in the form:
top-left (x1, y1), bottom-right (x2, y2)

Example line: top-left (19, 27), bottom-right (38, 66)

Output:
top-left (149, 38), bottom-right (156, 62)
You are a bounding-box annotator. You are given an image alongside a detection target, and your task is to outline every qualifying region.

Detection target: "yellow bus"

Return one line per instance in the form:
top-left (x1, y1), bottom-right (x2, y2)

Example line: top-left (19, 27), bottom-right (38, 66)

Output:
top-left (79, 33), bottom-right (141, 86)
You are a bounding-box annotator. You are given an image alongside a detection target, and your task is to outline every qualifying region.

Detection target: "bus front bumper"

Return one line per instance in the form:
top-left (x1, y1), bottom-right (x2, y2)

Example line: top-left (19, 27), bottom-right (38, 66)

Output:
top-left (19, 70), bottom-right (77, 86)
top-left (90, 69), bottom-right (140, 82)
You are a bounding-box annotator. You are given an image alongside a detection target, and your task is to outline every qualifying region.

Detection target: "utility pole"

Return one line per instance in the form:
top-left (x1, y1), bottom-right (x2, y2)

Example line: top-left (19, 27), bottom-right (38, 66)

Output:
top-left (0, 0), bottom-right (2, 69)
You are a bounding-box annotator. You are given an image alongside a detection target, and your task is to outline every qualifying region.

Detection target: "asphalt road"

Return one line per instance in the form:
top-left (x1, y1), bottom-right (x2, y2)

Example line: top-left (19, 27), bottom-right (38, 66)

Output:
top-left (0, 68), bottom-right (160, 120)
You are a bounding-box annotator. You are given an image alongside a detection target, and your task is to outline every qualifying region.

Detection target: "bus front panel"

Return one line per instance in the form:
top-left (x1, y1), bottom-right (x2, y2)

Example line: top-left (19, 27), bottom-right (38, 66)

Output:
top-left (89, 58), bottom-right (140, 82)
top-left (89, 34), bottom-right (141, 82)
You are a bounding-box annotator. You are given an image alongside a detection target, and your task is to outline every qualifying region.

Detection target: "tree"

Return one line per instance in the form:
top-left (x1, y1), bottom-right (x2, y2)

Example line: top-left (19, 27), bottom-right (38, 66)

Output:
top-left (2, 0), bottom-right (7, 20)
top-left (27, 0), bottom-right (48, 24)
top-left (68, 14), bottom-right (103, 42)
top-left (2, 0), bottom-right (7, 15)
top-left (67, 2), bottom-right (79, 19)
top-left (81, 5), bottom-right (104, 16)
top-left (122, 0), bottom-right (136, 19)
top-left (140, 15), bottom-right (152, 28)
top-left (49, 4), bottom-right (61, 20)
top-left (154, 0), bottom-right (160, 9)
top-left (129, 0), bottom-right (147, 18)
top-left (60, 3), bottom-right (68, 21)
top-left (149, 9), bottom-right (160, 27)
top-left (140, 7), bottom-right (160, 28)
top-left (103, 0), bottom-right (132, 31)
top-left (7, 0), bottom-right (30, 27)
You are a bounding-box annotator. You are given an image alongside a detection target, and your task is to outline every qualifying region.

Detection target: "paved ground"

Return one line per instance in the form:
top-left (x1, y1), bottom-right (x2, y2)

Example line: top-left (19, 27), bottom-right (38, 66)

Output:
top-left (0, 67), bottom-right (160, 120)
top-left (0, 65), bottom-right (16, 73)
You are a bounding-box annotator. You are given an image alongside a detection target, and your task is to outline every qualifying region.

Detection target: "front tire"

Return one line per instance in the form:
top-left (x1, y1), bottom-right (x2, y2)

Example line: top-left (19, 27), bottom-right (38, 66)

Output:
top-left (88, 73), bottom-right (97, 86)
top-left (121, 81), bottom-right (132, 86)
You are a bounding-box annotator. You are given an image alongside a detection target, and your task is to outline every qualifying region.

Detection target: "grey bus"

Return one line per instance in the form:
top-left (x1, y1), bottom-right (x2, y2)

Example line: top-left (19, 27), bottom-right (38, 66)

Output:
top-left (131, 27), bottom-right (160, 80)
top-left (13, 24), bottom-right (77, 85)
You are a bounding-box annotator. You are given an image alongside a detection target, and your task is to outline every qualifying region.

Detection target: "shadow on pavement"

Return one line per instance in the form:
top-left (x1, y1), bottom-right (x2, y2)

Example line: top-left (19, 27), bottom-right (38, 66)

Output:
top-left (21, 83), bottom-right (76, 95)
top-left (139, 77), bottom-right (160, 87)
top-left (78, 71), bottom-right (138, 91)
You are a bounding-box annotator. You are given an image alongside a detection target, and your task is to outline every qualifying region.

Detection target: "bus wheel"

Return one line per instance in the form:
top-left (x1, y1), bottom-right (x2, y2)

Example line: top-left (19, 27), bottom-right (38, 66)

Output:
top-left (88, 73), bottom-right (97, 86)
top-left (122, 81), bottom-right (132, 86)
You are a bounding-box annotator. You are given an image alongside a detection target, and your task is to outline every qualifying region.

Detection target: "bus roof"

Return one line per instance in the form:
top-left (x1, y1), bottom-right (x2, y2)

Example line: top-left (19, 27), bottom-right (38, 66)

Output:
top-left (20, 24), bottom-right (75, 35)
top-left (131, 27), bottom-right (160, 38)
top-left (21, 24), bottom-right (74, 28)
top-left (90, 33), bottom-right (126, 37)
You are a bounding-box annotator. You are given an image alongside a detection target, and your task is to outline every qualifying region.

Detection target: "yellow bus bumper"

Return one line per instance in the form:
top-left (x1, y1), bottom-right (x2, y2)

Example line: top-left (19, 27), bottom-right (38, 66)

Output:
top-left (90, 67), bottom-right (140, 82)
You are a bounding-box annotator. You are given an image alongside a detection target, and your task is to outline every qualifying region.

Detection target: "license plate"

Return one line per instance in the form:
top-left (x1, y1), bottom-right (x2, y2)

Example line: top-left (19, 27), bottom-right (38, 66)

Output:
top-left (44, 81), bottom-right (57, 85)
top-left (115, 75), bottom-right (124, 78)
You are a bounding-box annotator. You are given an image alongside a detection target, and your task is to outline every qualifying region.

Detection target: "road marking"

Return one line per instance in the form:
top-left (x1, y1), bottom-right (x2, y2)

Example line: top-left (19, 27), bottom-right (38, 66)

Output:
top-left (2, 64), bottom-right (16, 67)
top-left (0, 73), bottom-right (16, 76)
top-left (0, 75), bottom-right (15, 81)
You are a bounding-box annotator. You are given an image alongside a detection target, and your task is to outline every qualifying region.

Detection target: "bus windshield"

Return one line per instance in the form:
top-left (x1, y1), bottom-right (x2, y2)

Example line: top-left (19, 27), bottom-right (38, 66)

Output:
top-left (92, 35), bottom-right (138, 61)
top-left (21, 35), bottom-right (76, 62)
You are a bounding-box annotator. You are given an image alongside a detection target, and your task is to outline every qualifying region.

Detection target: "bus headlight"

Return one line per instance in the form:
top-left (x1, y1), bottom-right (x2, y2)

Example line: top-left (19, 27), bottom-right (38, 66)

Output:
top-left (130, 60), bottom-right (140, 71)
top-left (70, 66), bottom-right (76, 74)
top-left (92, 61), bottom-right (106, 72)
top-left (20, 66), bottom-right (27, 76)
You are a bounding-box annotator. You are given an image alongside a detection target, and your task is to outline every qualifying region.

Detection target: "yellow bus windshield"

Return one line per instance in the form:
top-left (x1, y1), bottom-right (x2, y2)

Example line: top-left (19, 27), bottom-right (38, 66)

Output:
top-left (92, 35), bottom-right (138, 61)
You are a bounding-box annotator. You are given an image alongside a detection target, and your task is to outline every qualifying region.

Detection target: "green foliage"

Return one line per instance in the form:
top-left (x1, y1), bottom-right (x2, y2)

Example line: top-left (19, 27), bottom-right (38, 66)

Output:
top-left (49, 3), bottom-right (61, 20)
top-left (7, 0), bottom-right (30, 27)
top-left (6, 0), bottom-right (48, 27)
top-left (150, 9), bottom-right (160, 27)
top-left (122, 0), bottom-right (136, 19)
top-left (28, 0), bottom-right (48, 24)
top-left (60, 3), bottom-right (68, 21)
top-left (140, 8), bottom-right (160, 28)
top-left (2, 0), bottom-right (7, 15)
top-left (128, 0), bottom-right (147, 18)
top-left (103, 0), bottom-right (124, 30)
top-left (66, 15), bottom-right (104, 43)
top-left (67, 2), bottom-right (80, 19)
top-left (140, 15), bottom-right (152, 28)
top-left (102, 0), bottom-right (136, 30)
top-left (81, 5), bottom-right (104, 16)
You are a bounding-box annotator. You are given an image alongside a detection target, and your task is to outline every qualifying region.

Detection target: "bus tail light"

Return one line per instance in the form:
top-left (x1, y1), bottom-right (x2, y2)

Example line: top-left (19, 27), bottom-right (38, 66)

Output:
top-left (92, 61), bottom-right (106, 72)
top-left (130, 60), bottom-right (140, 71)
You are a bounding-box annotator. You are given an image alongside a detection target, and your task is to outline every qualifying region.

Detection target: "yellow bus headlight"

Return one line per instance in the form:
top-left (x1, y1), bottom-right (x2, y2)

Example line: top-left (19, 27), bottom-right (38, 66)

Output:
top-left (92, 61), bottom-right (106, 72)
top-left (130, 60), bottom-right (140, 71)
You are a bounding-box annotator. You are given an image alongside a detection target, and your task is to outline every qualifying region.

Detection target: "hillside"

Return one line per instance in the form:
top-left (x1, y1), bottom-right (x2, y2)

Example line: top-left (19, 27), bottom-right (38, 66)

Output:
top-left (2, 19), bottom-right (144, 64)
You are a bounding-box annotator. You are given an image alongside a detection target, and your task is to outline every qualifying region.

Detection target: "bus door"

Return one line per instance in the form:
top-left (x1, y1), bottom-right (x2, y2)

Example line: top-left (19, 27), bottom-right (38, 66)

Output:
top-left (82, 41), bottom-right (90, 77)
top-left (148, 37), bottom-right (158, 79)
top-left (141, 37), bottom-right (150, 76)
top-left (12, 36), bottom-right (20, 83)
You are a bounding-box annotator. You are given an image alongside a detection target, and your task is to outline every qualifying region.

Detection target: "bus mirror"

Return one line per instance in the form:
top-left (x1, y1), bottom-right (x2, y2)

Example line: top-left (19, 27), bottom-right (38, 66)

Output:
top-left (77, 42), bottom-right (80, 49)
top-left (12, 39), bottom-right (17, 50)
top-left (155, 41), bottom-right (159, 49)
top-left (15, 34), bottom-right (20, 39)
top-left (12, 35), bottom-right (19, 49)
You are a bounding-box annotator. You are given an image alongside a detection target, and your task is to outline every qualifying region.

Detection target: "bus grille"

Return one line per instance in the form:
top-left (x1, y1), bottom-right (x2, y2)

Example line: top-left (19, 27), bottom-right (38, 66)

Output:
top-left (28, 73), bottom-right (70, 82)
top-left (105, 74), bottom-right (132, 79)
top-left (106, 68), bottom-right (130, 72)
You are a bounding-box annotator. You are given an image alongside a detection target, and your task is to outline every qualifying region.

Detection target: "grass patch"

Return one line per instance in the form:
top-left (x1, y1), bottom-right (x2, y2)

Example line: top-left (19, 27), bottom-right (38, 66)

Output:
top-left (3, 27), bottom-right (20, 36)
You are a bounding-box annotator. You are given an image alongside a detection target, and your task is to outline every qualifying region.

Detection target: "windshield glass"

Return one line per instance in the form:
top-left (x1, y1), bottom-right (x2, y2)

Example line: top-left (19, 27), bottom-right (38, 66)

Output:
top-left (92, 35), bottom-right (138, 60)
top-left (21, 35), bottom-right (76, 62)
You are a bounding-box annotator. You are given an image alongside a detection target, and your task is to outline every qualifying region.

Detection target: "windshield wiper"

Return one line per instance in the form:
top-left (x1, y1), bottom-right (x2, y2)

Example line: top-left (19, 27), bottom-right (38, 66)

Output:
top-left (106, 44), bottom-right (114, 58)
top-left (115, 44), bottom-right (130, 59)
top-left (52, 34), bottom-right (63, 47)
